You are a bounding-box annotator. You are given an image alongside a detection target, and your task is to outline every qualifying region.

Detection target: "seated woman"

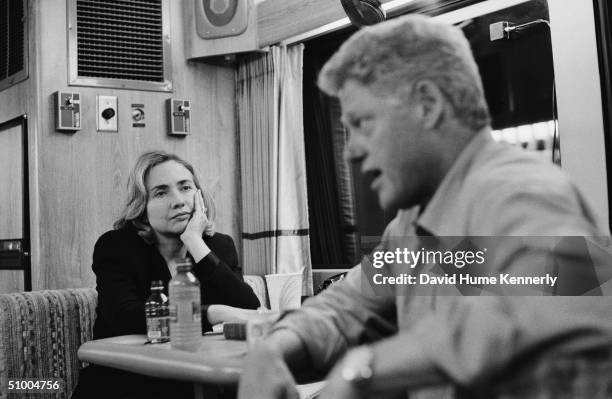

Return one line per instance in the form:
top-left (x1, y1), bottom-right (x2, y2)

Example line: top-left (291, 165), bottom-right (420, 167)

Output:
top-left (73, 150), bottom-right (260, 399)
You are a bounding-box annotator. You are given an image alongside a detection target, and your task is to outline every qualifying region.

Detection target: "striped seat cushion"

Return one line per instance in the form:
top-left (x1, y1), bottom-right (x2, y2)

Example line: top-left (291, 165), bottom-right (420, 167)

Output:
top-left (0, 288), bottom-right (97, 399)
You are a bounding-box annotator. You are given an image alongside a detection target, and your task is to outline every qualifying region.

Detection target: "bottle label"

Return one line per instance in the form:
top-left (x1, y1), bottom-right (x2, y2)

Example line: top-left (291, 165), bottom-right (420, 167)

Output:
top-left (148, 329), bottom-right (162, 339)
top-left (169, 301), bottom-right (201, 323)
top-left (160, 317), bottom-right (170, 337)
top-left (169, 304), bottom-right (177, 323)
top-left (147, 316), bottom-right (170, 340)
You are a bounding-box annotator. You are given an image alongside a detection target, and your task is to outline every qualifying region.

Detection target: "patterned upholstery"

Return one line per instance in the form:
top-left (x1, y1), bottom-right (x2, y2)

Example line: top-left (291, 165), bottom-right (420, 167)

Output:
top-left (0, 288), bottom-right (97, 399)
top-left (244, 275), bottom-right (269, 308)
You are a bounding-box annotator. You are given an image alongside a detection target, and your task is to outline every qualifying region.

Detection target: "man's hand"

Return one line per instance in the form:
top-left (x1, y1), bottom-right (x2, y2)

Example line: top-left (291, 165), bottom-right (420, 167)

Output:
top-left (316, 354), bottom-right (366, 399)
top-left (238, 341), bottom-right (299, 399)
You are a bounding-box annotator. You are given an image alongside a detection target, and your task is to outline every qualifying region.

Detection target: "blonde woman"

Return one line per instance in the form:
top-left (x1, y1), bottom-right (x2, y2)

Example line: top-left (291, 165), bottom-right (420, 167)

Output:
top-left (73, 150), bottom-right (259, 399)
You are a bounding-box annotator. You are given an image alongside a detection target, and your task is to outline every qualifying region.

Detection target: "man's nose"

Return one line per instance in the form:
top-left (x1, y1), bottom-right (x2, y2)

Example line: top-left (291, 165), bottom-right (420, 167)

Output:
top-left (344, 138), bottom-right (366, 164)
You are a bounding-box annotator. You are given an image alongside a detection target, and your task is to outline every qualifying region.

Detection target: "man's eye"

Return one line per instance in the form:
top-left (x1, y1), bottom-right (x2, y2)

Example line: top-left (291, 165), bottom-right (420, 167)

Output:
top-left (349, 116), bottom-right (373, 131)
top-left (361, 117), bottom-right (375, 129)
top-left (350, 117), bottom-right (362, 129)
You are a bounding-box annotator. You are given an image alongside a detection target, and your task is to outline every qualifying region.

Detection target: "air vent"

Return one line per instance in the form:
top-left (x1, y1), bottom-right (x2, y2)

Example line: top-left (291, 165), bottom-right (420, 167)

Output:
top-left (69, 0), bottom-right (172, 91)
top-left (0, 0), bottom-right (28, 91)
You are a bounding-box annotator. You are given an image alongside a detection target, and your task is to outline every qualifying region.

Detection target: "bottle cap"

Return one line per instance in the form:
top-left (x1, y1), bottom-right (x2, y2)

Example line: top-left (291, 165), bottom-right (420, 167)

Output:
top-left (176, 258), bottom-right (193, 273)
top-left (150, 280), bottom-right (164, 289)
top-left (176, 264), bottom-right (193, 273)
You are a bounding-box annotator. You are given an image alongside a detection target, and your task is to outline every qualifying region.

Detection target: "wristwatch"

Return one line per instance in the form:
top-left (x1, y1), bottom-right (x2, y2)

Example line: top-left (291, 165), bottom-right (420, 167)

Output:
top-left (341, 346), bottom-right (375, 388)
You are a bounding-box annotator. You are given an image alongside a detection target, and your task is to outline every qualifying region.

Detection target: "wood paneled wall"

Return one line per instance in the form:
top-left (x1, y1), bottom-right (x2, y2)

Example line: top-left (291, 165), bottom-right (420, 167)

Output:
top-left (0, 125), bottom-right (25, 293)
top-left (257, 0), bottom-right (347, 46)
top-left (0, 0), bottom-right (38, 293)
top-left (0, 83), bottom-right (28, 123)
top-left (0, 0), bottom-right (240, 292)
top-left (257, 0), bottom-right (397, 46)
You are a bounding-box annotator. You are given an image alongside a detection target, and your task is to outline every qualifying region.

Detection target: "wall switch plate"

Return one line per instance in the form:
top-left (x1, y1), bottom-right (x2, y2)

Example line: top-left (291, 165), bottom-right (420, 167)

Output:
top-left (131, 103), bottom-right (145, 127)
top-left (96, 95), bottom-right (118, 132)
top-left (54, 91), bottom-right (81, 132)
top-left (167, 99), bottom-right (191, 135)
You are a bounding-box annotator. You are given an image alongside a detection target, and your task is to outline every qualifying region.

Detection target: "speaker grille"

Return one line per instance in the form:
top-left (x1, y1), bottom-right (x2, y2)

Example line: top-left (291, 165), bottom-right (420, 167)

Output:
top-left (0, 0), bottom-right (26, 88)
top-left (76, 0), bottom-right (164, 82)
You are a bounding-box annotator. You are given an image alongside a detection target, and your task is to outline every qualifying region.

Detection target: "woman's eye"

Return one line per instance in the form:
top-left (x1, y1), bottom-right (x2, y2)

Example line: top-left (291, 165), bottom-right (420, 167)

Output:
top-left (181, 185), bottom-right (193, 192)
top-left (153, 191), bottom-right (166, 198)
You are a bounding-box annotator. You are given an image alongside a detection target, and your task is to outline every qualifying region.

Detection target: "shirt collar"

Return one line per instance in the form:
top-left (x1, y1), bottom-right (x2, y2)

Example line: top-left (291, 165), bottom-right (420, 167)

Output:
top-left (415, 128), bottom-right (493, 236)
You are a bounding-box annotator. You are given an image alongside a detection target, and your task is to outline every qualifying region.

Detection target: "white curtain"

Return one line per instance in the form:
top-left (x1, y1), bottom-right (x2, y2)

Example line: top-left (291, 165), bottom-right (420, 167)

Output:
top-left (236, 44), bottom-right (313, 296)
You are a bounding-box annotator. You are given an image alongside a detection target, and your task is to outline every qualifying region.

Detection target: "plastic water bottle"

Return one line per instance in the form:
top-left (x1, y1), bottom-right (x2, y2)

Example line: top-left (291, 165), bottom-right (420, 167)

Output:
top-left (169, 259), bottom-right (201, 350)
top-left (145, 280), bottom-right (170, 343)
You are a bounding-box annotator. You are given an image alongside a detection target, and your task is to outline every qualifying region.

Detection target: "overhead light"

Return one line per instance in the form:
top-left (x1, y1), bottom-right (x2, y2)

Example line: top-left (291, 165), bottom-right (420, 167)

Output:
top-left (341, 0), bottom-right (387, 27)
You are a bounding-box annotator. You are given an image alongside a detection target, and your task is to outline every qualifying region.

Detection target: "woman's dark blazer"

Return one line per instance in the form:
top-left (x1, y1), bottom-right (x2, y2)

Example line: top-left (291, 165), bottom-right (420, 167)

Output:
top-left (92, 224), bottom-right (260, 338)
top-left (72, 225), bottom-right (259, 399)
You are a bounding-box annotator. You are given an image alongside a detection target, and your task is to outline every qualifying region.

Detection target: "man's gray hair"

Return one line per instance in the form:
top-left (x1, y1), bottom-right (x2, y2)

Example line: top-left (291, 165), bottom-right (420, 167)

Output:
top-left (318, 14), bottom-right (491, 132)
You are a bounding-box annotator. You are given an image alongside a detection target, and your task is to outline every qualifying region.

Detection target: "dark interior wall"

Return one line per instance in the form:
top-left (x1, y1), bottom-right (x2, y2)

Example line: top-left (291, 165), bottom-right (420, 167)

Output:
top-left (465, 0), bottom-right (554, 130)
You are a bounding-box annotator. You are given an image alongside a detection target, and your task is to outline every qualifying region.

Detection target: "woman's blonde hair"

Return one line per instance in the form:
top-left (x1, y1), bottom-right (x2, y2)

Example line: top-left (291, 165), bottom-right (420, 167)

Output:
top-left (114, 151), bottom-right (216, 243)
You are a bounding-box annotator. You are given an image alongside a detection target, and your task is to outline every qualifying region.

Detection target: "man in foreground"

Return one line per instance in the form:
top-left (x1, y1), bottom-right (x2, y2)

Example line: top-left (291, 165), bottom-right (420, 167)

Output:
top-left (238, 14), bottom-right (612, 399)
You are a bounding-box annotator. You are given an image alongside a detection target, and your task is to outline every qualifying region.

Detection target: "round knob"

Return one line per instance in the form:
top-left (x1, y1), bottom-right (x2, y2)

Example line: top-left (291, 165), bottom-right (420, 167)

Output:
top-left (102, 108), bottom-right (116, 120)
top-left (132, 108), bottom-right (144, 122)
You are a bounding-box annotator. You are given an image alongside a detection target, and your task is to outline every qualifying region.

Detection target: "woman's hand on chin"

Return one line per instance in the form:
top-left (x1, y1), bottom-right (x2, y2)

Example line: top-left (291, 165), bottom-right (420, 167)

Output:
top-left (180, 189), bottom-right (207, 241)
top-left (180, 189), bottom-right (211, 262)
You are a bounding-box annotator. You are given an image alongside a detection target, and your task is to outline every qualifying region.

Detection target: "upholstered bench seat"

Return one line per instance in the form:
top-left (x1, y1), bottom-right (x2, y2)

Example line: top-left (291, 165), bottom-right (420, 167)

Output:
top-left (0, 289), bottom-right (97, 399)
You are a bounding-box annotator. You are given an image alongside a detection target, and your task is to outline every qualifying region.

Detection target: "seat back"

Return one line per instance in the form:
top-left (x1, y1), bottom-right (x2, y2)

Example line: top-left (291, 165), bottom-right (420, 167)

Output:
top-left (0, 288), bottom-right (97, 399)
top-left (243, 275), bottom-right (269, 308)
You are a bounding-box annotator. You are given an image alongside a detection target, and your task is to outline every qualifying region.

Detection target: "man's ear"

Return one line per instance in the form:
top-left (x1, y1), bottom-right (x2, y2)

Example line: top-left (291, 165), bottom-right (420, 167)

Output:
top-left (413, 80), bottom-right (445, 129)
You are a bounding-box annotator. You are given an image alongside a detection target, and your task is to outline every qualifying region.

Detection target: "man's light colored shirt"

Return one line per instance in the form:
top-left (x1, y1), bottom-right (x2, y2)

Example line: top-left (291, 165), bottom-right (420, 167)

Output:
top-left (273, 130), bottom-right (612, 391)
